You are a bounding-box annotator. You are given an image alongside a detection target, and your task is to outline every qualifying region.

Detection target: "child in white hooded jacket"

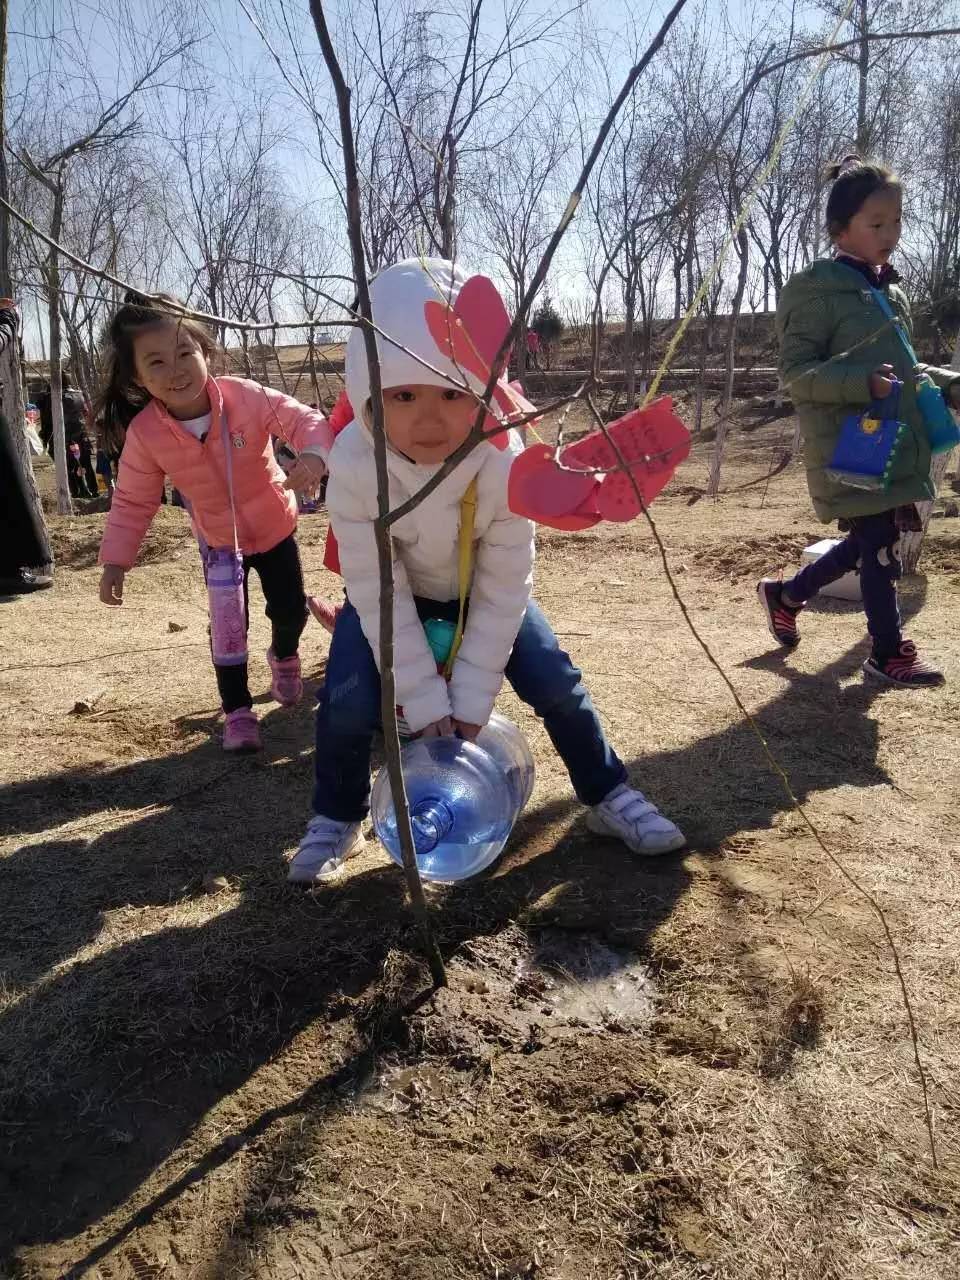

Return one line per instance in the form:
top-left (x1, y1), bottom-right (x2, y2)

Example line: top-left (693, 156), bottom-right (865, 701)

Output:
top-left (289, 258), bottom-right (685, 883)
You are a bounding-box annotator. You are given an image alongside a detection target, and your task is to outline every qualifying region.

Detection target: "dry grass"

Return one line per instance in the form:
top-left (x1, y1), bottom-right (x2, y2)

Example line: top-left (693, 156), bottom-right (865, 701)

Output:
top-left (2, 412), bottom-right (960, 1279)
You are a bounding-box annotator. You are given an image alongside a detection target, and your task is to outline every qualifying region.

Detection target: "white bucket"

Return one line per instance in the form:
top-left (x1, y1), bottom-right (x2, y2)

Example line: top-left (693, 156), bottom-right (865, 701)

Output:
top-left (800, 537), bottom-right (862, 602)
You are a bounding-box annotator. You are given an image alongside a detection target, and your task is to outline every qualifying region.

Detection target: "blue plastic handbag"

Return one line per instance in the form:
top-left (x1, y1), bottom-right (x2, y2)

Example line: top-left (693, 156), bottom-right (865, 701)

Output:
top-left (827, 379), bottom-right (907, 491)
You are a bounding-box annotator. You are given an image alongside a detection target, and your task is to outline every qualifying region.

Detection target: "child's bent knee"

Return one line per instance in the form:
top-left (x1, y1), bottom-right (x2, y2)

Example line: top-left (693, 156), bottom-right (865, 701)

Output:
top-left (525, 679), bottom-right (585, 722)
top-left (321, 674), bottom-right (379, 736)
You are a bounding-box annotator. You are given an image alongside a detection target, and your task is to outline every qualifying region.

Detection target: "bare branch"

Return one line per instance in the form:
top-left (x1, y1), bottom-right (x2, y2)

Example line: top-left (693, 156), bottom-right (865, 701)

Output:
top-left (0, 192), bottom-right (350, 333)
top-left (383, 0), bottom-right (691, 529)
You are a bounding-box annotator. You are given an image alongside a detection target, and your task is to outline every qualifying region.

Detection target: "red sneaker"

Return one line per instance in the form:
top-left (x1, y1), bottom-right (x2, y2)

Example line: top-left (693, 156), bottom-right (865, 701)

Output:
top-left (758, 578), bottom-right (802, 648)
top-left (863, 641), bottom-right (944, 688)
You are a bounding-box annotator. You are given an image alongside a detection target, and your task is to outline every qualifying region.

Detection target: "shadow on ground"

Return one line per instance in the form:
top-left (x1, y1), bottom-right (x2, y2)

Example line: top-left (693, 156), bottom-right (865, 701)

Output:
top-left (0, 596), bottom-right (917, 1268)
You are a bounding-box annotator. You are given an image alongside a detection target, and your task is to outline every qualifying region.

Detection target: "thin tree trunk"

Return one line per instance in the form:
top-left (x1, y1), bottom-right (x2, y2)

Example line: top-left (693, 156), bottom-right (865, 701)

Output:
top-left (721, 228), bottom-right (749, 417)
top-left (439, 133), bottom-right (456, 259)
top-left (515, 284), bottom-right (529, 392)
top-left (708, 224), bottom-right (749, 497)
top-left (640, 312), bottom-right (653, 386)
top-left (307, 323), bottom-right (322, 405)
top-left (623, 281), bottom-right (637, 406)
top-left (47, 179), bottom-right (71, 515)
top-left (35, 294), bottom-right (46, 361)
top-left (685, 222), bottom-right (694, 310)
top-left (672, 254), bottom-right (682, 320)
top-left (694, 315), bottom-right (709, 435)
top-left (811, 176), bottom-right (824, 260)
top-left (62, 310), bottom-right (96, 402)
top-left (856, 0), bottom-right (870, 153)
top-left (0, 0), bottom-right (48, 553)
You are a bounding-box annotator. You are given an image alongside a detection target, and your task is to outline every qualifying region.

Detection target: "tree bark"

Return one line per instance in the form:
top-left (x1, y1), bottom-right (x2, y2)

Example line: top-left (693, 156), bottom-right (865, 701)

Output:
top-left (623, 279), bottom-right (637, 406)
top-left (856, 0), bottom-right (870, 153)
top-left (47, 179), bottom-right (71, 515)
top-left (708, 223), bottom-right (749, 497)
top-left (0, 0), bottom-right (49, 556)
top-left (439, 133), bottom-right (457, 259)
top-left (307, 324), bottom-right (322, 406)
top-left (672, 251), bottom-right (682, 319)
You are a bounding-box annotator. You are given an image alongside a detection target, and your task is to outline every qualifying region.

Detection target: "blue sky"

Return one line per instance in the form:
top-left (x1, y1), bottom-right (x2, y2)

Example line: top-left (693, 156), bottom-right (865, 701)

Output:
top-left (7, 0), bottom-right (838, 354)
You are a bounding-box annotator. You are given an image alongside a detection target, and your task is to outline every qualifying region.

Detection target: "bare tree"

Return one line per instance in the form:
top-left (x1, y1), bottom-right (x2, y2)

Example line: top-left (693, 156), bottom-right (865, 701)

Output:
top-left (585, 92), bottom-right (671, 405)
top-left (346, 0), bottom-right (584, 259)
top-left (168, 101), bottom-right (289, 336)
top-left (12, 13), bottom-right (194, 512)
top-left (747, 58), bottom-right (845, 301)
top-left (817, 0), bottom-right (948, 152)
top-left (20, 134), bottom-right (130, 513)
top-left (0, 0), bottom-right (46, 554)
top-left (473, 97), bottom-right (568, 383)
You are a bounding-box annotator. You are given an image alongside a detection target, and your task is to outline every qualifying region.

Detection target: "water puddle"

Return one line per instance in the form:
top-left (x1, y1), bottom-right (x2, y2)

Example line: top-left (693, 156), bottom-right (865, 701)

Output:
top-left (517, 929), bottom-right (656, 1031)
top-left (364, 1062), bottom-right (448, 1112)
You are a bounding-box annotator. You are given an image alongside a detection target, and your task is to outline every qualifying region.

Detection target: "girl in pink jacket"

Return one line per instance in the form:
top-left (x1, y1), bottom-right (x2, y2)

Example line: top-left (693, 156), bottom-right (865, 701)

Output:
top-left (97, 293), bottom-right (333, 752)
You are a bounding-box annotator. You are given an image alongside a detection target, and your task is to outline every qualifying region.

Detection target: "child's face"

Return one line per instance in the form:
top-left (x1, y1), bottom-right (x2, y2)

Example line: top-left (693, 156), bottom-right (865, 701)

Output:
top-left (834, 189), bottom-right (902, 265)
top-left (380, 384), bottom-right (475, 463)
top-left (133, 322), bottom-right (210, 419)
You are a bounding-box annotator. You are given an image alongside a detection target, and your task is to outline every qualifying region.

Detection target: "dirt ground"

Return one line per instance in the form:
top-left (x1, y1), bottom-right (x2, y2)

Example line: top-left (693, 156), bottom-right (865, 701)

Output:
top-left (2, 403), bottom-right (960, 1280)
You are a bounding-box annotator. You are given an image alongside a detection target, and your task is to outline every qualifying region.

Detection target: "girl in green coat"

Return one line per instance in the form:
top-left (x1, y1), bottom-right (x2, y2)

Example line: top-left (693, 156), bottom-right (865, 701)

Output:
top-left (758, 155), bottom-right (959, 687)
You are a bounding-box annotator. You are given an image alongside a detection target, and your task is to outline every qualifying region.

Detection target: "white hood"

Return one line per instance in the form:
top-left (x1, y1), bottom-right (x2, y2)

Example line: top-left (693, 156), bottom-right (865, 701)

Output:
top-left (330, 256), bottom-right (535, 733)
top-left (345, 257), bottom-right (489, 408)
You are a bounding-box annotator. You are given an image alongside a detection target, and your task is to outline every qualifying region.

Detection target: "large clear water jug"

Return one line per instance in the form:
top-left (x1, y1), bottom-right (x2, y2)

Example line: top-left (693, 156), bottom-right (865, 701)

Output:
top-left (371, 718), bottom-right (534, 882)
top-left (476, 712), bottom-right (535, 810)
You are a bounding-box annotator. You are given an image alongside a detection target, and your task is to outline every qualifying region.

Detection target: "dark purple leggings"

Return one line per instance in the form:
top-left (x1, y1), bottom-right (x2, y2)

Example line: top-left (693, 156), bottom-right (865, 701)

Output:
top-left (784, 510), bottom-right (902, 659)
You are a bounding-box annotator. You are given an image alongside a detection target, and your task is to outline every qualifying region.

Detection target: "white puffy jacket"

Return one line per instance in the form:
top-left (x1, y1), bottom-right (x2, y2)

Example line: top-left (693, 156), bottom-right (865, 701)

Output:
top-left (327, 257), bottom-right (536, 733)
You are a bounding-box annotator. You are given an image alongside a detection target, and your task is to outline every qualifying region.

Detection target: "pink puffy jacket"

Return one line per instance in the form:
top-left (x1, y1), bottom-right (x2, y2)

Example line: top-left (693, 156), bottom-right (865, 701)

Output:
top-left (99, 377), bottom-right (333, 569)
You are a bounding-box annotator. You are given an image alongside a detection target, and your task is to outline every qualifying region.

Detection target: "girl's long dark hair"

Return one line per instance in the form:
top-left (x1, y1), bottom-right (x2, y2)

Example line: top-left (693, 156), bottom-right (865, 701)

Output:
top-left (94, 291), bottom-right (218, 454)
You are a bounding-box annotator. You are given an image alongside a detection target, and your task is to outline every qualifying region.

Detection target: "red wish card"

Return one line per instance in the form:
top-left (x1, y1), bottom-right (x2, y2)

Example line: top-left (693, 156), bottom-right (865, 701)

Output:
top-left (508, 397), bottom-right (690, 527)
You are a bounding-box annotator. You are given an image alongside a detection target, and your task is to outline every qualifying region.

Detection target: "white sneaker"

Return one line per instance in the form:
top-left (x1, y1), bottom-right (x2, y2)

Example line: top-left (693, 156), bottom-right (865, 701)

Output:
top-left (586, 783), bottom-right (686, 856)
top-left (288, 815), bottom-right (365, 884)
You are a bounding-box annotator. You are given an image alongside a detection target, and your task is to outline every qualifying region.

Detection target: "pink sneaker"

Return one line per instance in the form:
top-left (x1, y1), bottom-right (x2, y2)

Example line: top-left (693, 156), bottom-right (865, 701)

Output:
top-left (223, 707), bottom-right (262, 752)
top-left (307, 595), bottom-right (339, 635)
top-left (267, 648), bottom-right (303, 706)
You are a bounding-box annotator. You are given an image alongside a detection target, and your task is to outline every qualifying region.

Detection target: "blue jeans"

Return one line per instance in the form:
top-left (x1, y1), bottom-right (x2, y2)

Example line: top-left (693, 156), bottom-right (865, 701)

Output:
top-left (784, 510), bottom-right (902, 658)
top-left (313, 597), bottom-right (626, 821)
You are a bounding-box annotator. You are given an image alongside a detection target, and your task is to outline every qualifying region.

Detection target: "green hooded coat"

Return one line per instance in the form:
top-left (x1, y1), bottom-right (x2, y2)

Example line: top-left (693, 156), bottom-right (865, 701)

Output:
top-left (776, 259), bottom-right (960, 522)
